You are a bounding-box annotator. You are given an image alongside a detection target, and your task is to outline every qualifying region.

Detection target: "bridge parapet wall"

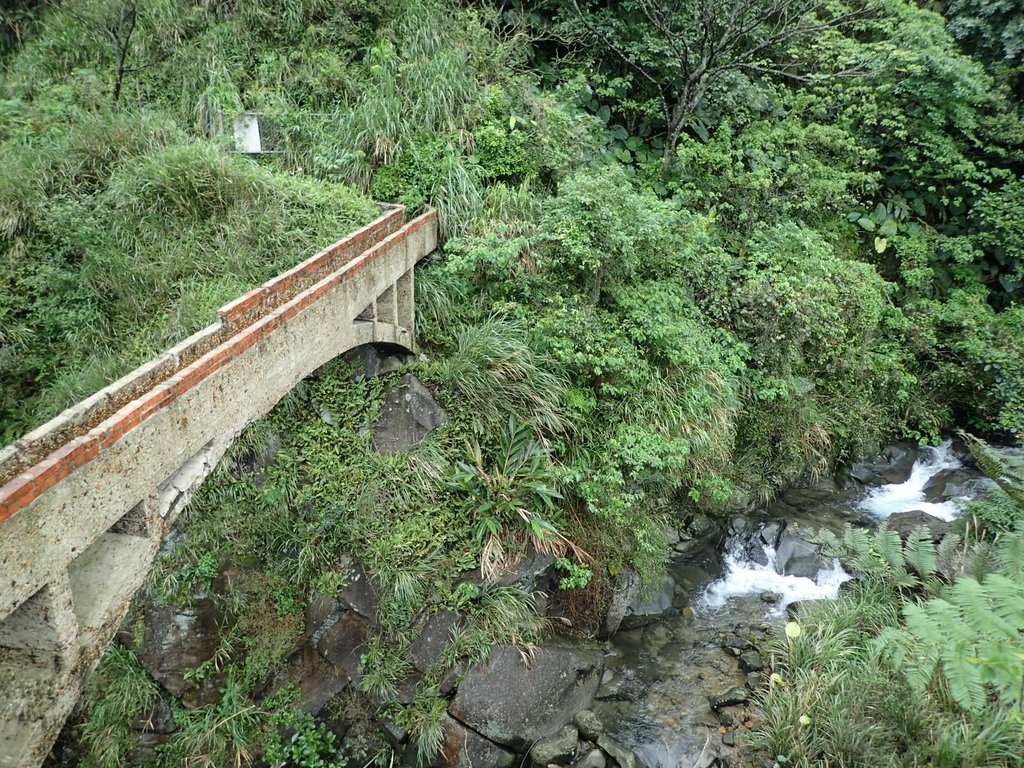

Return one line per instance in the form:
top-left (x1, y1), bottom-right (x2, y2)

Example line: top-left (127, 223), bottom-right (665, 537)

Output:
top-left (0, 204), bottom-right (405, 498)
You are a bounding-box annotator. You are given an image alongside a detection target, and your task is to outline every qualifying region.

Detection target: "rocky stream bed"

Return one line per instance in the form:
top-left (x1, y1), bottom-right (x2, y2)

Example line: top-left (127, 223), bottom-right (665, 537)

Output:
top-left (51, 351), bottom-right (999, 768)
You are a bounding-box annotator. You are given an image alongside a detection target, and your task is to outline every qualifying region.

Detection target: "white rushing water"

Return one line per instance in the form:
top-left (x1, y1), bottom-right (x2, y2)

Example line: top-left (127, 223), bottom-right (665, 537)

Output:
top-left (700, 537), bottom-right (849, 612)
top-left (699, 440), bottom-right (971, 612)
top-left (858, 439), bottom-right (963, 521)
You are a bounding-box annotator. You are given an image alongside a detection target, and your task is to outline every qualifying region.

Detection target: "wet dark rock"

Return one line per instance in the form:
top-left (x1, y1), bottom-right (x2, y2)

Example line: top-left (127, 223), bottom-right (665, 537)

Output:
top-left (737, 522), bottom-right (773, 566)
top-left (745, 673), bottom-right (763, 691)
top-left (687, 514), bottom-right (723, 539)
top-left (272, 644), bottom-right (348, 714)
top-left (338, 557), bottom-right (379, 623)
top-left (923, 468), bottom-right (975, 501)
top-left (530, 725), bottom-right (579, 766)
top-left (674, 515), bottom-right (726, 557)
top-left (621, 574), bottom-right (676, 629)
top-left (575, 748), bottom-right (607, 768)
top-left (708, 687), bottom-right (749, 710)
top-left (383, 719), bottom-right (409, 748)
top-left (574, 710), bottom-right (604, 742)
top-left (497, 547), bottom-right (556, 592)
top-left (448, 643), bottom-right (603, 751)
top-left (602, 569), bottom-right (642, 637)
top-left (759, 592), bottom-right (781, 604)
top-left (721, 731), bottom-right (736, 747)
top-left (738, 651), bottom-right (763, 673)
top-left (343, 344), bottom-right (411, 381)
top-left (411, 611), bottom-right (463, 672)
top-left (124, 594), bottom-right (230, 707)
top-left (372, 373), bottom-right (448, 453)
top-left (598, 734), bottom-right (641, 768)
top-left (759, 522), bottom-right (783, 550)
top-left (415, 714), bottom-right (517, 768)
top-left (774, 529), bottom-right (828, 579)
top-left (950, 476), bottom-right (997, 499)
top-left (316, 611), bottom-right (371, 685)
top-left (719, 634), bottom-right (751, 653)
top-left (305, 594), bottom-right (343, 645)
top-left (131, 698), bottom-right (176, 735)
top-left (886, 511), bottom-right (950, 543)
top-left (848, 442), bottom-right (918, 486)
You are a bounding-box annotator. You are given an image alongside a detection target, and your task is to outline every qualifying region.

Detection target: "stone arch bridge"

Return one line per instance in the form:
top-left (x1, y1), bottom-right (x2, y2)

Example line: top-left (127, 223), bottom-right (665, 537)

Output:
top-left (0, 205), bottom-right (438, 766)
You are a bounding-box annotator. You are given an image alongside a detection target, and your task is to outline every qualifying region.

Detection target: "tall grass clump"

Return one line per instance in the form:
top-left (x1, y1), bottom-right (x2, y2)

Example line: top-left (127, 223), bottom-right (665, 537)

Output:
top-left (77, 644), bottom-right (161, 768)
top-left (342, 1), bottom-right (483, 169)
top-left (429, 316), bottom-right (567, 435)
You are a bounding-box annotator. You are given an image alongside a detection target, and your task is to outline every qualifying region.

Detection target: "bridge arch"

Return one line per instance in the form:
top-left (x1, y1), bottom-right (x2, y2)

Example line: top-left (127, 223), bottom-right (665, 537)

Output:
top-left (0, 206), bottom-right (438, 766)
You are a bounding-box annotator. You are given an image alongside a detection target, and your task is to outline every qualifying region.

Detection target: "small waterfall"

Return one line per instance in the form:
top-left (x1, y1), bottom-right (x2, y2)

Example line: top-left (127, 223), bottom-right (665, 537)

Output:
top-left (699, 529), bottom-right (849, 613)
top-left (699, 439), bottom-right (975, 612)
top-left (858, 439), bottom-right (963, 521)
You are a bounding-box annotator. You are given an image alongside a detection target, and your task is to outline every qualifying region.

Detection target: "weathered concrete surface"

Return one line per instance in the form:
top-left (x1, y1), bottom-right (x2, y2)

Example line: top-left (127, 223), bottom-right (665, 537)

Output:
top-left (0, 207), bottom-right (438, 767)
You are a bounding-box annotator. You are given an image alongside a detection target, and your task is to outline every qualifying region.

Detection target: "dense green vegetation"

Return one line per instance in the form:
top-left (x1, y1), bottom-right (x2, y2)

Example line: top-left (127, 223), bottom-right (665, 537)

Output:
top-left (3, 0), bottom-right (1023, 767)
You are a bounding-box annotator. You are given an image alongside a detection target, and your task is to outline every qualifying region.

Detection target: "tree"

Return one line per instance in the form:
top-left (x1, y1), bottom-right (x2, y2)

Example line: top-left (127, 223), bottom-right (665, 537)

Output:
top-left (65, 0), bottom-right (168, 106)
top-left (564, 0), bottom-right (873, 169)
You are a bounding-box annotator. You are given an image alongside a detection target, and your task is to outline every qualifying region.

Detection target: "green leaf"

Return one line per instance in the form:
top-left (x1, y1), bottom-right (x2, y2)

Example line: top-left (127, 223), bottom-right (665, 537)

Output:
top-left (857, 217), bottom-right (876, 231)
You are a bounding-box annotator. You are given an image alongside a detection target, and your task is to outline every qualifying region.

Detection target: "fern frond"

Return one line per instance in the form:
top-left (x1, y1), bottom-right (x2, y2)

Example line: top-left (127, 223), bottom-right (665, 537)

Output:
top-left (992, 525), bottom-right (1024, 581)
top-left (875, 527), bottom-right (905, 570)
top-left (903, 525), bottom-right (938, 578)
top-left (962, 432), bottom-right (1024, 507)
top-left (940, 644), bottom-right (987, 714)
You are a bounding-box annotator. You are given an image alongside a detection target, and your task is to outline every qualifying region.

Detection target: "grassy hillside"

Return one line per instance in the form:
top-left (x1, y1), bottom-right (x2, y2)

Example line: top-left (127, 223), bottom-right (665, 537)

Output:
top-left (4, 1), bottom-right (1024, 766)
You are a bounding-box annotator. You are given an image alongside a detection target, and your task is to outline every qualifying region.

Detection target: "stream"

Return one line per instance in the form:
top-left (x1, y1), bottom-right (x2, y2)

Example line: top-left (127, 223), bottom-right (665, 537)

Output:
top-left (589, 439), bottom-right (990, 768)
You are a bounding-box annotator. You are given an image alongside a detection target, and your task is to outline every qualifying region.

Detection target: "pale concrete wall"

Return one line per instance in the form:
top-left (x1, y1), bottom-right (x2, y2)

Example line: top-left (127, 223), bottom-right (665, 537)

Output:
top-left (0, 208), bottom-right (438, 767)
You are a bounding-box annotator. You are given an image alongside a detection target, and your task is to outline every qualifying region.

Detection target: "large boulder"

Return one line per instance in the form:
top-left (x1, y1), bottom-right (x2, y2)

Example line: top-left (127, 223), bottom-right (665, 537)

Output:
top-left (848, 442), bottom-right (918, 486)
top-left (886, 511), bottom-right (950, 543)
top-left (448, 643), bottom-right (604, 751)
top-left (415, 715), bottom-right (517, 768)
top-left (411, 611), bottom-right (463, 672)
top-left (316, 611), bottom-right (371, 685)
top-left (922, 468), bottom-right (989, 502)
top-left (372, 374), bottom-right (448, 453)
top-left (620, 574), bottom-right (676, 630)
top-left (123, 595), bottom-right (230, 707)
top-left (774, 529), bottom-right (829, 579)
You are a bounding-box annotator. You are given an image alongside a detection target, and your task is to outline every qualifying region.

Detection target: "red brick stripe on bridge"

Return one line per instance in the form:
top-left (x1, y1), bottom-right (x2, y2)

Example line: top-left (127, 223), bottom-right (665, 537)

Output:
top-left (0, 207), bottom-right (437, 525)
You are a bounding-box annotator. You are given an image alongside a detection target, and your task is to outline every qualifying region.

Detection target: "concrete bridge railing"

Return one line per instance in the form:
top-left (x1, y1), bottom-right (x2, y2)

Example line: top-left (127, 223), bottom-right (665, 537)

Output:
top-left (0, 204), bottom-right (438, 767)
